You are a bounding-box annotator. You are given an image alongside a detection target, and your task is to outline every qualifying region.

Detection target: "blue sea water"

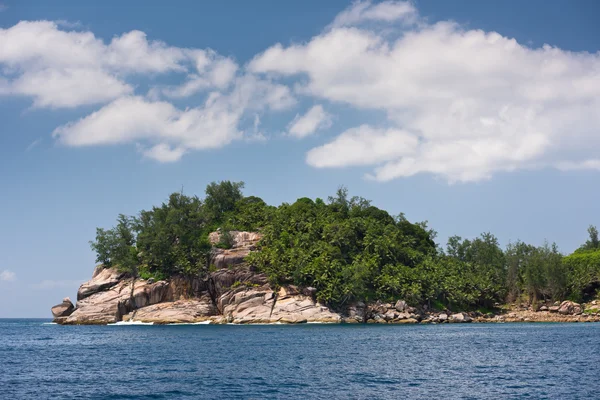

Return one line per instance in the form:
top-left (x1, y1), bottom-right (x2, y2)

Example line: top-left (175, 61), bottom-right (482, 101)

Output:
top-left (1, 319), bottom-right (599, 399)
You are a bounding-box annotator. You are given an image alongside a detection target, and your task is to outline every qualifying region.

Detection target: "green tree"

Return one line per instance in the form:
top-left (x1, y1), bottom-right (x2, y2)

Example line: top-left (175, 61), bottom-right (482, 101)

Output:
top-left (89, 214), bottom-right (137, 274)
top-left (204, 181), bottom-right (245, 223)
top-left (580, 225), bottom-right (600, 251)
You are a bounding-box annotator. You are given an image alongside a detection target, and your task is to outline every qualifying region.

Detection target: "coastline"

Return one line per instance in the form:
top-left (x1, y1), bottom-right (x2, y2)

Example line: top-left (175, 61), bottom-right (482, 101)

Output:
top-left (51, 231), bottom-right (600, 326)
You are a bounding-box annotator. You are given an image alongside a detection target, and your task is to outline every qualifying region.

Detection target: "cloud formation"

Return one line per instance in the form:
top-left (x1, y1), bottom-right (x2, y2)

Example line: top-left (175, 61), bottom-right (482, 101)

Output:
top-left (328, 0), bottom-right (417, 29)
top-left (250, 3), bottom-right (600, 182)
top-left (0, 270), bottom-right (16, 282)
top-left (2, 2), bottom-right (600, 181)
top-left (52, 75), bottom-right (294, 162)
top-left (287, 105), bottom-right (331, 138)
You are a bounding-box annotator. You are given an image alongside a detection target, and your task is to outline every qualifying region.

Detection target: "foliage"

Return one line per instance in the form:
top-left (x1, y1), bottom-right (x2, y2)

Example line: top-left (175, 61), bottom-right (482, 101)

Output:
top-left (578, 225), bottom-right (600, 252)
top-left (89, 214), bottom-right (138, 275)
top-left (246, 189), bottom-right (437, 305)
top-left (563, 249), bottom-right (600, 301)
top-left (90, 182), bottom-right (600, 309)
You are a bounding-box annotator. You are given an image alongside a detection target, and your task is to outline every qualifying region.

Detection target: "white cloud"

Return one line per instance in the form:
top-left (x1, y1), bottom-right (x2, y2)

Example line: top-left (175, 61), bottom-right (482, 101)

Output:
top-left (557, 159), bottom-right (600, 172)
top-left (250, 4), bottom-right (600, 182)
top-left (53, 95), bottom-right (243, 162)
top-left (3, 3), bottom-right (600, 181)
top-left (53, 75), bottom-right (294, 161)
top-left (0, 21), bottom-right (226, 108)
top-left (10, 68), bottom-right (132, 108)
top-left (307, 125), bottom-right (418, 167)
top-left (328, 1), bottom-right (417, 29)
top-left (287, 105), bottom-right (331, 138)
top-left (141, 144), bottom-right (187, 163)
top-left (0, 270), bottom-right (16, 282)
top-left (157, 53), bottom-right (239, 98)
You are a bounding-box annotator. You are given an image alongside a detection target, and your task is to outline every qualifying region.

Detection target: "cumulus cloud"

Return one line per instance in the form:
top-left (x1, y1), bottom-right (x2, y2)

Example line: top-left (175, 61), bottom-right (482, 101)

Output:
top-left (0, 21), bottom-right (234, 108)
top-left (249, 7), bottom-right (600, 182)
top-left (0, 270), bottom-right (16, 282)
top-left (156, 53), bottom-right (239, 98)
top-left (53, 95), bottom-right (242, 162)
top-left (0, 20), bottom-right (296, 161)
top-left (287, 105), bottom-right (331, 138)
top-left (2, 2), bottom-right (600, 181)
top-left (10, 68), bottom-right (132, 108)
top-left (307, 125), bottom-right (418, 167)
top-left (53, 75), bottom-right (294, 162)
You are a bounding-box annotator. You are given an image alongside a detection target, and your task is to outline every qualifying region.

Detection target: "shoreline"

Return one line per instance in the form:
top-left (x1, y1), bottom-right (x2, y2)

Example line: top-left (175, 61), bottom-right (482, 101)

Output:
top-left (47, 308), bottom-right (600, 326)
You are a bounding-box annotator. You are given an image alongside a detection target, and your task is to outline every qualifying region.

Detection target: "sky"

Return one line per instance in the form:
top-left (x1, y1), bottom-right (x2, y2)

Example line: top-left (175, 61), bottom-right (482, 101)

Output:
top-left (0, 0), bottom-right (599, 317)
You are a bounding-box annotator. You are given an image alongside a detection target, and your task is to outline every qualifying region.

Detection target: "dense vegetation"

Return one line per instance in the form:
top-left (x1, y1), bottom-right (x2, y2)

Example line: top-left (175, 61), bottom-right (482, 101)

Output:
top-left (91, 181), bottom-right (600, 310)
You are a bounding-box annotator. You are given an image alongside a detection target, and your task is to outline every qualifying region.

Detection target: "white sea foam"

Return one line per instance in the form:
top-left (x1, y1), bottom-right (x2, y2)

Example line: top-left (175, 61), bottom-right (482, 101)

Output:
top-left (109, 320), bottom-right (154, 326)
top-left (41, 322), bottom-right (57, 325)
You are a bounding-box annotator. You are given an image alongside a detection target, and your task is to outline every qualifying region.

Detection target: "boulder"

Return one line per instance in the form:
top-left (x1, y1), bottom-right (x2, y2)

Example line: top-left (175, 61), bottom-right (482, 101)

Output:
top-left (65, 278), bottom-right (170, 325)
top-left (124, 297), bottom-right (217, 324)
top-left (208, 231), bottom-right (262, 248)
top-left (77, 267), bottom-right (125, 301)
top-left (208, 231), bottom-right (263, 269)
top-left (384, 311), bottom-right (396, 321)
top-left (558, 300), bottom-right (583, 315)
top-left (396, 312), bottom-right (411, 320)
top-left (450, 313), bottom-right (472, 323)
top-left (51, 297), bottom-right (74, 321)
top-left (539, 306), bottom-right (548, 311)
top-left (391, 318), bottom-right (418, 324)
top-left (394, 300), bottom-right (407, 312)
top-left (438, 313), bottom-right (448, 322)
top-left (346, 303), bottom-right (366, 322)
top-left (220, 285), bottom-right (342, 324)
top-left (548, 306), bottom-right (560, 313)
top-left (302, 286), bottom-right (317, 298)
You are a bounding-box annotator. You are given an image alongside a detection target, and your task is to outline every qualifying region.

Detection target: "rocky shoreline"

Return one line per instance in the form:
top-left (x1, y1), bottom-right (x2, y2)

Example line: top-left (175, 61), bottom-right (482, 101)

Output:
top-left (51, 231), bottom-right (600, 325)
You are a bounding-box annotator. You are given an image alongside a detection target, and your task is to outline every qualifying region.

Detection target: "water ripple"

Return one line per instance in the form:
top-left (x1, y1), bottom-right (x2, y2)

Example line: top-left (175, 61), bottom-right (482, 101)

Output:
top-left (0, 319), bottom-right (599, 399)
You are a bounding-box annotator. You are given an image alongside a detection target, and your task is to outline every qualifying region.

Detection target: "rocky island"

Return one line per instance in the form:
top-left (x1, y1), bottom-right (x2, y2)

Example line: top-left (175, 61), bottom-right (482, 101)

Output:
top-left (52, 231), bottom-right (341, 324)
top-left (51, 181), bottom-right (600, 325)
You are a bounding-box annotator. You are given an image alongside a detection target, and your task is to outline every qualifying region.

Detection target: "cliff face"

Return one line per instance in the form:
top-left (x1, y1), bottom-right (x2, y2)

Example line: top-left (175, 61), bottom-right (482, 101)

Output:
top-left (51, 231), bottom-right (341, 325)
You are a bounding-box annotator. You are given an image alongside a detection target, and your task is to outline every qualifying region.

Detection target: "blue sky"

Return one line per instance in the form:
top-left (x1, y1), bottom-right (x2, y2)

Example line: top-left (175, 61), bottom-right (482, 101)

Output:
top-left (0, 1), bottom-right (599, 317)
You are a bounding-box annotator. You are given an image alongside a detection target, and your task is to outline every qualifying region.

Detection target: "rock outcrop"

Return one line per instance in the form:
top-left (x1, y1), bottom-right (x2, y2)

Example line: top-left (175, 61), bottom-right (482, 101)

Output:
top-left (52, 230), bottom-right (600, 325)
top-left (54, 231), bottom-right (342, 325)
top-left (557, 300), bottom-right (583, 315)
top-left (77, 267), bottom-right (125, 301)
top-left (123, 298), bottom-right (217, 324)
top-left (51, 297), bottom-right (75, 323)
top-left (209, 231), bottom-right (262, 269)
top-left (64, 278), bottom-right (169, 325)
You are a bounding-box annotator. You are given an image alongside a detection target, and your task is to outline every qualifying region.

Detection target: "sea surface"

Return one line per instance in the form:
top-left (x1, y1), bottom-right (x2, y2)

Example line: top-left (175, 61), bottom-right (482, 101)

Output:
top-left (1, 319), bottom-right (599, 399)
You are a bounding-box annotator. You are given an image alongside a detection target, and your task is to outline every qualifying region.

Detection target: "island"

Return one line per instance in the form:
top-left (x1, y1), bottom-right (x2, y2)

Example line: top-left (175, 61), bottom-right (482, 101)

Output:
top-left (51, 181), bottom-right (600, 324)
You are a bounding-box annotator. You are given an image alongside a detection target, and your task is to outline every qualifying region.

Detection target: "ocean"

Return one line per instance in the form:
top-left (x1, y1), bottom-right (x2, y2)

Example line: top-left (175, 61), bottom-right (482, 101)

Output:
top-left (1, 319), bottom-right (599, 399)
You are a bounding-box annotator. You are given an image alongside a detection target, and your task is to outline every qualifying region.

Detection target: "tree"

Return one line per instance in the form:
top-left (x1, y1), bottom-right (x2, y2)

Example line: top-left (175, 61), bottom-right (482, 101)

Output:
top-left (89, 214), bottom-right (137, 274)
top-left (580, 225), bottom-right (600, 251)
top-left (204, 181), bottom-right (245, 222)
